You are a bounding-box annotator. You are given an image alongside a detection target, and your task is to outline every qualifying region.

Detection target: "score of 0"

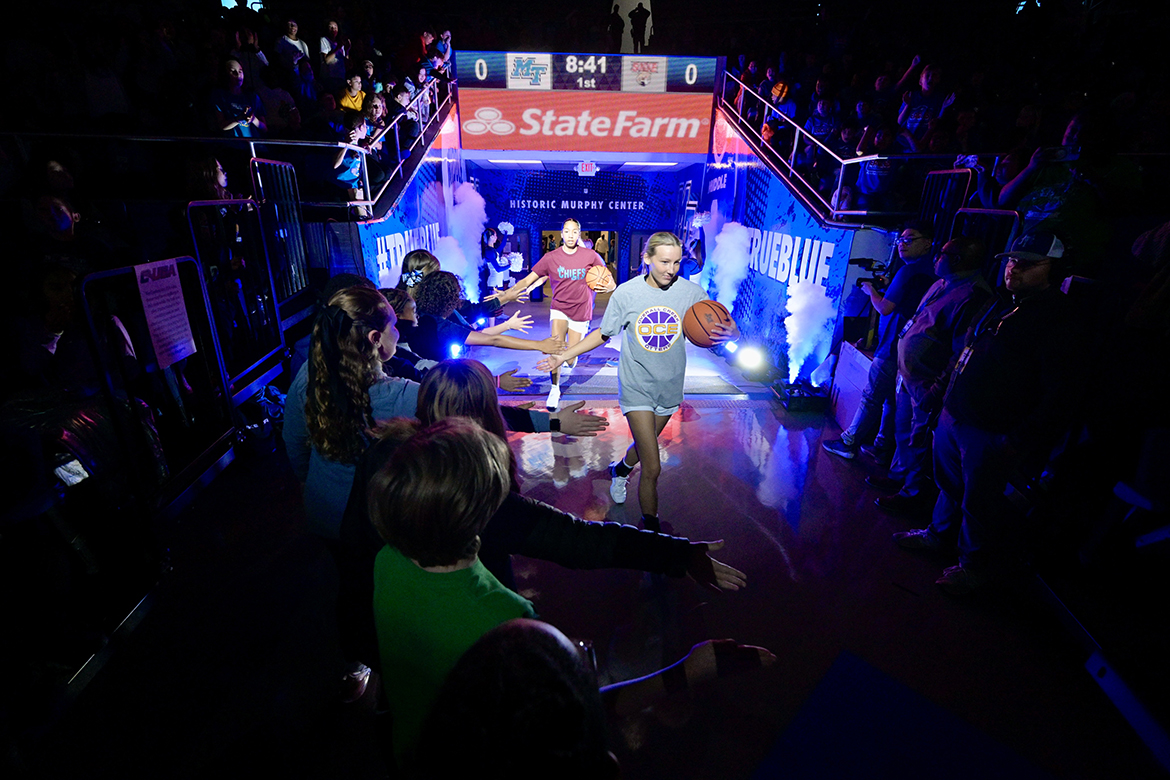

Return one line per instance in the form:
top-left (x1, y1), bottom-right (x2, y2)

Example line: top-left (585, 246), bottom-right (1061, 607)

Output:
top-left (564, 55), bottom-right (607, 74)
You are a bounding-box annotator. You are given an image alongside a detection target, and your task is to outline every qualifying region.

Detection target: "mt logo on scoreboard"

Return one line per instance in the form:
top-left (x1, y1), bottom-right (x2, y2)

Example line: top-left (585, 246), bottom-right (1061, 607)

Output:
top-left (506, 53), bottom-right (552, 90)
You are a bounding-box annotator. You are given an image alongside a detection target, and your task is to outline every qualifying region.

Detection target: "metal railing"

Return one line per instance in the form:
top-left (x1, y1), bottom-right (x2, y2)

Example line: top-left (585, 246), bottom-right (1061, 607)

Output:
top-left (721, 72), bottom-right (964, 223)
top-left (249, 159), bottom-right (311, 302)
top-left (365, 76), bottom-right (456, 206)
top-left (186, 198), bottom-right (285, 404)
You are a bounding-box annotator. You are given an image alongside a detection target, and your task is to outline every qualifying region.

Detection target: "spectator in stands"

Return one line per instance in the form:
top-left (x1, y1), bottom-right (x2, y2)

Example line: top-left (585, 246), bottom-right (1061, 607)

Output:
top-left (256, 66), bottom-right (298, 136)
top-left (433, 29), bottom-right (453, 65)
top-left (995, 113), bottom-right (1115, 275)
top-left (338, 70), bottom-right (365, 112)
top-left (628, 3), bottom-right (651, 53)
top-left (855, 97), bottom-right (882, 130)
top-left (332, 110), bottom-right (383, 210)
top-left (767, 80), bottom-right (798, 126)
top-left (275, 19), bottom-right (310, 72)
top-left (229, 27), bottom-right (268, 94)
top-left (399, 28), bottom-right (434, 75)
top-left (319, 20), bottom-right (349, 92)
top-left (893, 231), bottom-right (1081, 594)
top-left (410, 271), bottom-right (563, 361)
top-left (824, 221), bottom-right (936, 462)
top-left (870, 73), bottom-right (898, 118)
top-left (899, 63), bottom-right (956, 147)
top-left (758, 66), bottom-right (779, 102)
top-left (806, 77), bottom-right (840, 119)
top-left (388, 85), bottom-right (422, 152)
top-left (854, 122), bottom-right (913, 211)
top-left (211, 58), bottom-right (266, 137)
top-left (969, 148), bottom-right (1030, 209)
top-left (872, 237), bottom-right (993, 517)
top-left (291, 57), bottom-right (322, 115)
top-left (358, 59), bottom-right (377, 93)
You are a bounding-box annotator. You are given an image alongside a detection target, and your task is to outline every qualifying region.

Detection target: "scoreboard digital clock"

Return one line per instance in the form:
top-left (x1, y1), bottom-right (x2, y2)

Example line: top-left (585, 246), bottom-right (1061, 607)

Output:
top-left (456, 51), bottom-right (718, 94)
top-left (455, 52), bottom-right (722, 155)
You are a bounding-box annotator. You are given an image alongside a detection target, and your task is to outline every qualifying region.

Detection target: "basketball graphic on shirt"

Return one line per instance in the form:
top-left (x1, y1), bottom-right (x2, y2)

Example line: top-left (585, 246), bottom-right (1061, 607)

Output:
top-left (635, 307), bottom-right (682, 352)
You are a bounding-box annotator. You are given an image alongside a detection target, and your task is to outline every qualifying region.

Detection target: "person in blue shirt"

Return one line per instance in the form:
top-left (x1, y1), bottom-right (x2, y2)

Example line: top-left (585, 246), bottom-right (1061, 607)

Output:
top-left (823, 221), bottom-right (936, 463)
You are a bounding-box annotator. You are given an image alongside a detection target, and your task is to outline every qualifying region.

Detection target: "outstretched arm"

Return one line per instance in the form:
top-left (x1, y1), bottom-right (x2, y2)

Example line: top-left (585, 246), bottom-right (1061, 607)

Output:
top-left (537, 328), bottom-right (607, 372)
top-left (492, 272), bottom-right (545, 304)
top-left (465, 331), bottom-right (564, 353)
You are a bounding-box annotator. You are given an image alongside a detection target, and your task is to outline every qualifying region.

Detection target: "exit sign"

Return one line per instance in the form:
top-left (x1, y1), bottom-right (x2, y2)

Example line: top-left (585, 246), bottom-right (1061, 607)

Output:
top-left (576, 161), bottom-right (597, 177)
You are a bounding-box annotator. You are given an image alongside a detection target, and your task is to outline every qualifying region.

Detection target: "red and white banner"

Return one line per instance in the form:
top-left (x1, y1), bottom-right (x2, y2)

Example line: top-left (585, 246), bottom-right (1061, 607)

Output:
top-left (459, 89), bottom-right (712, 154)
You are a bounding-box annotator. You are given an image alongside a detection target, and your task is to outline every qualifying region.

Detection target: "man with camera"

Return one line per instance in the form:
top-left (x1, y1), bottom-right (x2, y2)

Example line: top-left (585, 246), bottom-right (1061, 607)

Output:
top-left (823, 222), bottom-right (936, 462)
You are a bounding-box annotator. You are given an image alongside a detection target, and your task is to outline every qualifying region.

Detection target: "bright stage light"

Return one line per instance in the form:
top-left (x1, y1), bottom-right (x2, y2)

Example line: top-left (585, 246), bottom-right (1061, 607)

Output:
top-left (736, 347), bottom-right (764, 369)
top-left (724, 340), bottom-right (738, 353)
top-left (449, 343), bottom-right (463, 358)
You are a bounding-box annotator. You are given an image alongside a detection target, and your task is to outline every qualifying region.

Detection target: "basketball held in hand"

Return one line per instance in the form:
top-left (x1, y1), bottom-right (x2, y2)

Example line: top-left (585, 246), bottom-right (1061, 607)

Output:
top-left (586, 266), bottom-right (614, 292)
top-left (683, 300), bottom-right (732, 348)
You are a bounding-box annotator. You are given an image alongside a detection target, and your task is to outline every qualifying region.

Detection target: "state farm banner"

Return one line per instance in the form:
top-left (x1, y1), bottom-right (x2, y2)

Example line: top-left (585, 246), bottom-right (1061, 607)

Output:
top-left (459, 89), bottom-right (713, 154)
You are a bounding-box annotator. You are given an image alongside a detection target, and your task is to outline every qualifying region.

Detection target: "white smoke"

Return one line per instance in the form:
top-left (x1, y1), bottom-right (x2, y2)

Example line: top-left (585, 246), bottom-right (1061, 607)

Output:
top-left (705, 221), bottom-right (753, 310)
top-left (784, 280), bottom-right (836, 383)
top-left (441, 181), bottom-right (489, 301)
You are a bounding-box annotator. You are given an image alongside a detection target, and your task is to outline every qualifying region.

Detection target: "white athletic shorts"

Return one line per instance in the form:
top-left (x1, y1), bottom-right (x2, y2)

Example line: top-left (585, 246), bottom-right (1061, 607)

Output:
top-left (549, 308), bottom-right (589, 334)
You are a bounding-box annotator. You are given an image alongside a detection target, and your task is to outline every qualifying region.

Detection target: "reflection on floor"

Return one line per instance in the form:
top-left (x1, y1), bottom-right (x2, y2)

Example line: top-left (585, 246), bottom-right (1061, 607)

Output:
top-left (21, 291), bottom-right (1160, 779)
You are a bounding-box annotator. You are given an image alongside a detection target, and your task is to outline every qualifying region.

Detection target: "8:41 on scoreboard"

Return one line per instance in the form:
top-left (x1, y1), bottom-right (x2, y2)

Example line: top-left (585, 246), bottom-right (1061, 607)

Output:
top-left (553, 55), bottom-right (621, 91)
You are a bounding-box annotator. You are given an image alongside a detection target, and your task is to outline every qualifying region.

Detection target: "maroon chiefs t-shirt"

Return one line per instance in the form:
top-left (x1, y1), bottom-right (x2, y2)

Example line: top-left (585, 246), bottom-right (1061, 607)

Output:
top-left (532, 246), bottom-right (606, 322)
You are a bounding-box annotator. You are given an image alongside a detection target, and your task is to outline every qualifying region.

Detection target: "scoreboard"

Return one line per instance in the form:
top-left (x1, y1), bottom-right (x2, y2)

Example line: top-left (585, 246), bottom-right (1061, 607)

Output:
top-left (457, 52), bottom-right (718, 94)
top-left (455, 52), bottom-right (722, 155)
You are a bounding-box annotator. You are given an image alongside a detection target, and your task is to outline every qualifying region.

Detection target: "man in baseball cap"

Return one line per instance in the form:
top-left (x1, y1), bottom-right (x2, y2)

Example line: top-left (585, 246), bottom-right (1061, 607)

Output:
top-left (892, 228), bottom-right (1083, 594)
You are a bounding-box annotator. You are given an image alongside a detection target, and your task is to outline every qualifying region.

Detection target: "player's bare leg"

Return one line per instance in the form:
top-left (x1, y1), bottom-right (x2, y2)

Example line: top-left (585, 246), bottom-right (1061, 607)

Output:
top-left (617, 410), bottom-right (672, 528)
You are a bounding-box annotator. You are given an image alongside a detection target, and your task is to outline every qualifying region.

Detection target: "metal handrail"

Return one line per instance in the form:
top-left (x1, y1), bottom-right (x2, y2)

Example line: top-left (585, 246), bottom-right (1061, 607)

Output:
top-left (365, 77), bottom-right (455, 206)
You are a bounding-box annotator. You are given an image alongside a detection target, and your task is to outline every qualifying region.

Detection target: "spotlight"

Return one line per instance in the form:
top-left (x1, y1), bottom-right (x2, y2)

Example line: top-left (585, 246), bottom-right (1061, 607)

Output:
top-left (723, 340), bottom-right (739, 353)
top-left (736, 347), bottom-right (763, 369)
top-left (476, 318), bottom-right (487, 326)
top-left (448, 343), bottom-right (463, 358)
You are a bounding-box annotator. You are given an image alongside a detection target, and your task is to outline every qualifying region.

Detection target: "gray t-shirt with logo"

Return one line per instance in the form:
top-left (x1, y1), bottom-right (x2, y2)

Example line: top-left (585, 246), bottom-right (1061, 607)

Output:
top-left (601, 275), bottom-right (708, 413)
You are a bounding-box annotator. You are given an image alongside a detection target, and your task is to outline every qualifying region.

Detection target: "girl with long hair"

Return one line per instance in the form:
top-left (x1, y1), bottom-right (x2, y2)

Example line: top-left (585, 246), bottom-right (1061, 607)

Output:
top-left (283, 285), bottom-right (418, 539)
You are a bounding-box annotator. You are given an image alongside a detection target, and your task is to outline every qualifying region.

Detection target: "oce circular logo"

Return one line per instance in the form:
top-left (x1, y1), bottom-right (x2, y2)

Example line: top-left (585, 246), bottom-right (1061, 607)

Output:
top-left (462, 107), bottom-right (515, 135)
top-left (635, 306), bottom-right (681, 353)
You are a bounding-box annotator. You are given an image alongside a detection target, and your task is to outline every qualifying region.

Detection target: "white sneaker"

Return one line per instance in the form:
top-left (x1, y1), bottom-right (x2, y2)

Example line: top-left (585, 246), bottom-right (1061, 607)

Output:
top-left (546, 384), bottom-right (561, 411)
top-left (609, 462), bottom-right (629, 503)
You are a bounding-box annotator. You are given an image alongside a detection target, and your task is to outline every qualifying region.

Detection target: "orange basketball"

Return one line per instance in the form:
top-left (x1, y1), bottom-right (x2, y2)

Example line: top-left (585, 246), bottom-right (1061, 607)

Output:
top-left (683, 300), bottom-right (732, 348)
top-left (586, 265), bottom-right (614, 292)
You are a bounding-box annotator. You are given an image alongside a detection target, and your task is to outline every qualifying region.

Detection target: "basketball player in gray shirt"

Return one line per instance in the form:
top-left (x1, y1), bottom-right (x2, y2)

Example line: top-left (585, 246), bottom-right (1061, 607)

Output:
top-left (540, 232), bottom-right (737, 531)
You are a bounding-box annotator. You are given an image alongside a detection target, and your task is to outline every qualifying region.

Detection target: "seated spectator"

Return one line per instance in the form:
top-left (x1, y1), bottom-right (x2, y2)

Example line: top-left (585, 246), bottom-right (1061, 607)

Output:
top-left (210, 58), bottom-right (266, 137)
top-left (806, 77), bottom-right (840, 119)
top-left (290, 58), bottom-right (322, 116)
top-left (229, 27), bottom-right (268, 94)
top-left (368, 417), bottom-right (534, 762)
top-left (898, 63), bottom-right (956, 147)
top-left (870, 73), bottom-right (898, 119)
top-left (854, 122), bottom-right (914, 211)
top-left (766, 80), bottom-right (798, 126)
top-left (996, 114), bottom-right (1112, 274)
top-left (969, 147), bottom-right (1030, 210)
top-left (358, 59), bottom-right (378, 93)
top-left (275, 18), bottom-right (310, 73)
top-left (337, 70), bottom-right (365, 112)
top-left (319, 20), bottom-right (349, 92)
top-left (855, 97), bottom-right (882, 130)
top-left (410, 271), bottom-right (563, 361)
top-left (256, 66), bottom-right (298, 136)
